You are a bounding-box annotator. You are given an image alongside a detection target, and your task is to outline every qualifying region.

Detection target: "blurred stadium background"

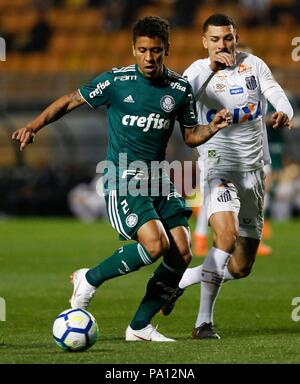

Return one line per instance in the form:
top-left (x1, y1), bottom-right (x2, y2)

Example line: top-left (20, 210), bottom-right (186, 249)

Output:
top-left (1, 0), bottom-right (300, 220)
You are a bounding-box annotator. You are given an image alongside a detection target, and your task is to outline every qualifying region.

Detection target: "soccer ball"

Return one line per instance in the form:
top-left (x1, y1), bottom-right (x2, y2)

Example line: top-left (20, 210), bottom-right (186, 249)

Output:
top-left (52, 308), bottom-right (99, 352)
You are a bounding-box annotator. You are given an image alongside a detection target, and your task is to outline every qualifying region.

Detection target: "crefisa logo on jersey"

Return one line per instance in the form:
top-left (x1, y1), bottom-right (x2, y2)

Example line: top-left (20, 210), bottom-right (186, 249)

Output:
top-left (89, 80), bottom-right (110, 98)
top-left (160, 95), bottom-right (175, 112)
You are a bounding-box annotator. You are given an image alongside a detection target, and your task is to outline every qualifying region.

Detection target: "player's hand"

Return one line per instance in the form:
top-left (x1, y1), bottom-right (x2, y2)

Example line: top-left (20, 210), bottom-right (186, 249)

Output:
top-left (271, 111), bottom-right (293, 130)
top-left (210, 52), bottom-right (235, 72)
top-left (210, 109), bottom-right (232, 131)
top-left (11, 127), bottom-right (36, 151)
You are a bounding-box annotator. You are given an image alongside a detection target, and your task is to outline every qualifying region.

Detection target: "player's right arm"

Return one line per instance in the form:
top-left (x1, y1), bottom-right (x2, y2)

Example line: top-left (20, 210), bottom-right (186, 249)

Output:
top-left (182, 108), bottom-right (232, 147)
top-left (12, 90), bottom-right (86, 151)
top-left (177, 74), bottom-right (232, 147)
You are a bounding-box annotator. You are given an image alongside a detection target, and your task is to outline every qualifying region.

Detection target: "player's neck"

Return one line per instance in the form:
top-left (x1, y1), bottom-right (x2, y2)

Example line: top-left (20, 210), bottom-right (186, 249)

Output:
top-left (136, 64), bottom-right (165, 82)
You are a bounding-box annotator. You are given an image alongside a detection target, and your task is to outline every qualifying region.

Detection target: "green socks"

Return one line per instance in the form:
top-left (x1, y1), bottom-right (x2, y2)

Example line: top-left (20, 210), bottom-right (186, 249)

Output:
top-left (86, 243), bottom-right (154, 287)
top-left (85, 244), bottom-right (186, 330)
top-left (130, 262), bottom-right (185, 330)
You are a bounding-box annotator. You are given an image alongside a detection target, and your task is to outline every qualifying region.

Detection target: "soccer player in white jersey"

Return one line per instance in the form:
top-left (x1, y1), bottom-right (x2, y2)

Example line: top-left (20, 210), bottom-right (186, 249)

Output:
top-left (161, 13), bottom-right (293, 339)
top-left (193, 96), bottom-right (273, 258)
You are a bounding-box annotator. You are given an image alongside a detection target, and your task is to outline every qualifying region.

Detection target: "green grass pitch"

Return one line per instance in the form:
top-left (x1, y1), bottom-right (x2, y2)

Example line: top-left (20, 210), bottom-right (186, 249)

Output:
top-left (0, 217), bottom-right (299, 364)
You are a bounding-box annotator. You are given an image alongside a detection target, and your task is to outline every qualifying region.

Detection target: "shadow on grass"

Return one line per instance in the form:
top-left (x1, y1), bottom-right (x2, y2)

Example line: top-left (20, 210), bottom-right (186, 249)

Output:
top-left (0, 342), bottom-right (115, 354)
top-left (172, 326), bottom-right (300, 341)
top-left (223, 326), bottom-right (300, 338)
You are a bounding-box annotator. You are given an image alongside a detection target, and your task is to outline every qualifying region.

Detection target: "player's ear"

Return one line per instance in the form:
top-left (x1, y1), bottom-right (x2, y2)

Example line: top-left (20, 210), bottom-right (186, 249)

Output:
top-left (164, 43), bottom-right (170, 57)
top-left (132, 43), bottom-right (136, 57)
top-left (235, 33), bottom-right (239, 45)
top-left (202, 35), bottom-right (208, 49)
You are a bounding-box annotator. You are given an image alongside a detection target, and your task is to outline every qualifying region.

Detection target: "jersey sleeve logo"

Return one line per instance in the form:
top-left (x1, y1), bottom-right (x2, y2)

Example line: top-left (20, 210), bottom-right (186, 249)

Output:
top-left (89, 80), bottom-right (110, 99)
top-left (160, 95), bottom-right (175, 112)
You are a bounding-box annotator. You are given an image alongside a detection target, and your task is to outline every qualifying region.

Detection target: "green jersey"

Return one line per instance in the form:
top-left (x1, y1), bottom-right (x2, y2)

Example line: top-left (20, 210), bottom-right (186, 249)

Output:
top-left (79, 64), bottom-right (198, 166)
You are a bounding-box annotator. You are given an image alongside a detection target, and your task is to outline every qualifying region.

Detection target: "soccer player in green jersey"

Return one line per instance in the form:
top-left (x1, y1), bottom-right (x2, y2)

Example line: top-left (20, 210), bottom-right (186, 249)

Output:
top-left (12, 16), bottom-right (231, 341)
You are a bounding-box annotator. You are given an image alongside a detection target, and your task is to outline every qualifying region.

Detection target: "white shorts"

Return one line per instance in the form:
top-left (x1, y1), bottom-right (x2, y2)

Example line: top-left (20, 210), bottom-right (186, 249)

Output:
top-left (204, 168), bottom-right (264, 240)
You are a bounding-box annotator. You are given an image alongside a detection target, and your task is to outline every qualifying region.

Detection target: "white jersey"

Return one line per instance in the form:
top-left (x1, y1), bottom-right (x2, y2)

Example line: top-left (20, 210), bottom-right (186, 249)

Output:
top-left (184, 51), bottom-right (293, 171)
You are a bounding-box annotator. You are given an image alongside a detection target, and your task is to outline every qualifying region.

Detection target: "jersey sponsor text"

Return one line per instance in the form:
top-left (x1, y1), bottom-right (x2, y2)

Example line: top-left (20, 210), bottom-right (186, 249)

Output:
top-left (89, 80), bottom-right (110, 98)
top-left (122, 113), bottom-right (170, 132)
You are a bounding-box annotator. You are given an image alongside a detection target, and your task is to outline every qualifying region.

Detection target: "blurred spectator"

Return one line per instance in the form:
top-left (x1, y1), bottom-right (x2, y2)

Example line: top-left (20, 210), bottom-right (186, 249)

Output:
top-left (295, 0), bottom-right (300, 22)
top-left (101, 0), bottom-right (125, 31)
top-left (269, 0), bottom-right (295, 25)
top-left (239, 0), bottom-right (271, 27)
top-left (17, 11), bottom-right (52, 53)
top-left (68, 176), bottom-right (107, 222)
top-left (271, 163), bottom-right (300, 219)
top-left (172, 0), bottom-right (199, 27)
top-left (99, 0), bottom-right (152, 30)
top-left (32, 0), bottom-right (63, 8)
top-left (0, 164), bottom-right (92, 216)
top-left (266, 92), bottom-right (300, 220)
top-left (275, 10), bottom-right (297, 31)
top-left (120, 0), bottom-right (152, 29)
top-left (64, 0), bottom-right (89, 7)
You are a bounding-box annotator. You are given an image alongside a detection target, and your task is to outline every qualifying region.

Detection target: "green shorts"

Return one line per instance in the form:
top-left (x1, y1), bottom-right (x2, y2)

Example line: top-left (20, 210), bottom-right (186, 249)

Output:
top-left (105, 186), bottom-right (192, 240)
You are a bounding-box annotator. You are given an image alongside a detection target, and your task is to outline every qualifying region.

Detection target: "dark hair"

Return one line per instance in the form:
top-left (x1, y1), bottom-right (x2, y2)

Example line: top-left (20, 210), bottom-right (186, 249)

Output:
top-left (203, 13), bottom-right (236, 33)
top-left (132, 16), bottom-right (169, 47)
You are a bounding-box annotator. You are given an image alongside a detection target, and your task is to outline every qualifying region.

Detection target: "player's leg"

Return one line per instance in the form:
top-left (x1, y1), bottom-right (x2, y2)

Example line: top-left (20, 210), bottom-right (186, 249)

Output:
top-left (159, 225), bottom-right (192, 315)
top-left (70, 192), bottom-right (165, 309)
top-left (191, 237), bottom-right (258, 340)
top-left (126, 189), bottom-right (192, 341)
top-left (191, 210), bottom-right (237, 339)
top-left (127, 224), bottom-right (192, 341)
top-left (192, 170), bottom-right (263, 338)
top-left (226, 235), bottom-right (258, 277)
top-left (190, 175), bottom-right (240, 338)
top-left (178, 233), bottom-right (258, 289)
top-left (257, 164), bottom-right (272, 256)
top-left (86, 219), bottom-right (168, 286)
top-left (164, 172), bottom-right (264, 338)
top-left (163, 175), bottom-right (240, 339)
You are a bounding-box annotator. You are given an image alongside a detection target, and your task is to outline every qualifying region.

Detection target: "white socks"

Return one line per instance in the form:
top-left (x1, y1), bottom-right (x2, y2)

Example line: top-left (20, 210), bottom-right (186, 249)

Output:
top-left (178, 260), bottom-right (235, 289)
top-left (179, 265), bottom-right (203, 289)
top-left (195, 247), bottom-right (231, 327)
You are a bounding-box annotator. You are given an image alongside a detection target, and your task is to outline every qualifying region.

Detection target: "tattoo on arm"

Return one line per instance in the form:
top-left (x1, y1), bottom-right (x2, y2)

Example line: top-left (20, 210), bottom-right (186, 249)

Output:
top-left (70, 91), bottom-right (82, 103)
top-left (208, 123), bottom-right (214, 136)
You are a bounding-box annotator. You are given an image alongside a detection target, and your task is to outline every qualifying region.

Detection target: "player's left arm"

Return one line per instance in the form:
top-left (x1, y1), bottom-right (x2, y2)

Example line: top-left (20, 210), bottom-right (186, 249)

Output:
top-left (258, 58), bottom-right (294, 130)
top-left (182, 108), bottom-right (232, 147)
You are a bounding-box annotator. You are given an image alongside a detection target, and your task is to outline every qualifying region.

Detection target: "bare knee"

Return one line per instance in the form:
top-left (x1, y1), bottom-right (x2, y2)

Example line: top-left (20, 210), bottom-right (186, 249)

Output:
top-left (228, 267), bottom-right (252, 279)
top-left (228, 263), bottom-right (253, 279)
top-left (143, 236), bottom-right (170, 260)
top-left (228, 237), bottom-right (258, 278)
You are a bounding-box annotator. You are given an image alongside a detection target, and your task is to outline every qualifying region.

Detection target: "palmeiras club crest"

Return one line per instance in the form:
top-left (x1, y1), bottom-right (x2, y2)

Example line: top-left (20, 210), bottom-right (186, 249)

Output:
top-left (160, 95), bottom-right (175, 112)
top-left (126, 214), bottom-right (138, 228)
